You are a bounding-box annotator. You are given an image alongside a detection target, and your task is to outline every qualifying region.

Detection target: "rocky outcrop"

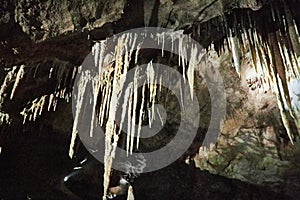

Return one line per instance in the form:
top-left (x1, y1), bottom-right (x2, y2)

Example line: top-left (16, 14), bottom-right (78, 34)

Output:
top-left (14, 0), bottom-right (125, 41)
top-left (194, 47), bottom-right (300, 187)
top-left (157, 0), bottom-right (266, 28)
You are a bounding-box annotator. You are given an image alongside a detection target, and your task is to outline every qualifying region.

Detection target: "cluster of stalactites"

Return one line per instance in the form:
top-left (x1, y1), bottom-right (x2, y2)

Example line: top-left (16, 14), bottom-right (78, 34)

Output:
top-left (0, 65), bottom-right (24, 125)
top-left (0, 62), bottom-right (76, 125)
top-left (198, 1), bottom-right (300, 141)
top-left (20, 87), bottom-right (73, 124)
top-left (69, 30), bottom-right (203, 200)
top-left (0, 66), bottom-right (24, 109)
top-left (79, 35), bottom-right (142, 200)
top-left (20, 65), bottom-right (76, 125)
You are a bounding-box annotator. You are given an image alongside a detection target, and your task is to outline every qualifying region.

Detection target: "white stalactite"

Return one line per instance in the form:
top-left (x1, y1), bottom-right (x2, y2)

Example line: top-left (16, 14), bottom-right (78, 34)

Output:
top-left (229, 33), bottom-right (241, 76)
top-left (10, 65), bottom-right (25, 99)
top-left (90, 77), bottom-right (101, 137)
top-left (0, 66), bottom-right (17, 108)
top-left (0, 111), bottom-right (10, 125)
top-left (137, 83), bottom-right (146, 148)
top-left (49, 67), bottom-right (53, 78)
top-left (126, 88), bottom-right (133, 156)
top-left (187, 45), bottom-right (197, 100)
top-left (103, 35), bottom-right (130, 200)
top-left (69, 70), bottom-right (90, 158)
top-left (130, 69), bottom-right (139, 155)
top-left (127, 186), bottom-right (135, 200)
top-left (20, 95), bottom-right (47, 124)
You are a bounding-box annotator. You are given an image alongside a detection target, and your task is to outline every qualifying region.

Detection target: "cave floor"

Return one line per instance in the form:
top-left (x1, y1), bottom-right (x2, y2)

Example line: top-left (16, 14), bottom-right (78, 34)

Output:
top-left (0, 127), bottom-right (295, 200)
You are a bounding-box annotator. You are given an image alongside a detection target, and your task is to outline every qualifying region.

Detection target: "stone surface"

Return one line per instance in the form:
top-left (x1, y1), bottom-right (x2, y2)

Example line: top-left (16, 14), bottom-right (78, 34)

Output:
top-left (194, 46), bottom-right (300, 185)
top-left (14, 0), bottom-right (125, 41)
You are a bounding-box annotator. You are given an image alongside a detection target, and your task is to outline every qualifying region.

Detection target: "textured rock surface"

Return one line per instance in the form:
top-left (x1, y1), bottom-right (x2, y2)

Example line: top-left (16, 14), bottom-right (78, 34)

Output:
top-left (14, 0), bottom-right (125, 41)
top-left (194, 47), bottom-right (300, 186)
top-left (157, 0), bottom-right (266, 29)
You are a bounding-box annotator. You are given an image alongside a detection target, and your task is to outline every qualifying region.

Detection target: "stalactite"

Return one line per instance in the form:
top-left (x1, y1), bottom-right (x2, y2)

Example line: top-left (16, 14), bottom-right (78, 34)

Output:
top-left (157, 105), bottom-right (164, 126)
top-left (221, 3), bottom-right (300, 140)
top-left (179, 78), bottom-right (185, 111)
top-left (146, 61), bottom-right (156, 127)
top-left (130, 69), bottom-right (139, 155)
top-left (245, 29), bottom-right (258, 71)
top-left (118, 84), bottom-right (131, 137)
top-left (284, 7), bottom-right (300, 77)
top-left (49, 67), bottom-right (53, 78)
top-left (265, 30), bottom-right (299, 141)
top-left (99, 80), bottom-right (112, 126)
top-left (69, 70), bottom-right (90, 158)
top-left (136, 83), bottom-right (146, 148)
top-left (241, 32), bottom-right (248, 54)
top-left (135, 43), bottom-right (141, 64)
top-left (90, 77), bottom-right (101, 137)
top-left (20, 95), bottom-right (47, 124)
top-left (126, 88), bottom-right (133, 156)
top-left (222, 15), bottom-right (231, 52)
top-left (103, 34), bottom-right (133, 200)
top-left (275, 74), bottom-right (295, 143)
top-left (0, 112), bottom-right (10, 125)
top-left (271, 4), bottom-right (276, 22)
top-left (10, 65), bottom-right (25, 99)
top-left (275, 33), bottom-right (294, 111)
top-left (187, 45), bottom-right (197, 99)
top-left (127, 186), bottom-right (134, 200)
top-left (65, 22), bottom-right (300, 199)
top-left (178, 35), bottom-right (187, 82)
top-left (161, 32), bottom-right (165, 57)
top-left (0, 66), bottom-right (17, 108)
top-left (229, 31), bottom-right (241, 76)
top-left (48, 93), bottom-right (54, 111)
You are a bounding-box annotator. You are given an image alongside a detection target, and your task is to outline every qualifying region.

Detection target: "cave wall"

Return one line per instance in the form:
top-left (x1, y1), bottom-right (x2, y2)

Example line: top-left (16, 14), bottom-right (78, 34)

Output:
top-left (0, 0), bottom-right (300, 191)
